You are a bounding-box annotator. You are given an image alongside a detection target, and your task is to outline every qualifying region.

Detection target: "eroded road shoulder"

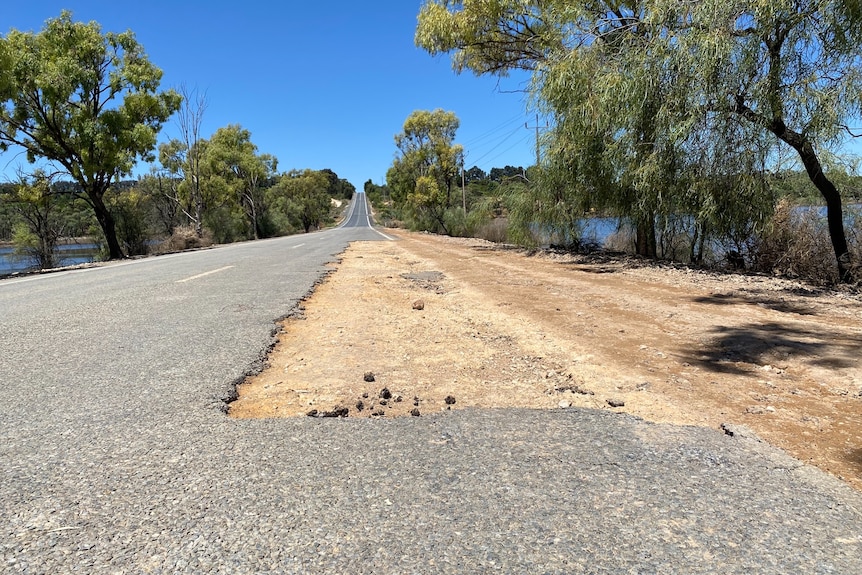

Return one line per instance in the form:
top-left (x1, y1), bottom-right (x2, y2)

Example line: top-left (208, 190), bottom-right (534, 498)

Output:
top-left (231, 230), bottom-right (862, 490)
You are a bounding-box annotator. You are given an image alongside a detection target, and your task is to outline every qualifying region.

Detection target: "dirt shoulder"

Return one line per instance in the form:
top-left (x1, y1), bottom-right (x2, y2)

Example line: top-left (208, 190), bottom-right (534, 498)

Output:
top-left (230, 230), bottom-right (862, 490)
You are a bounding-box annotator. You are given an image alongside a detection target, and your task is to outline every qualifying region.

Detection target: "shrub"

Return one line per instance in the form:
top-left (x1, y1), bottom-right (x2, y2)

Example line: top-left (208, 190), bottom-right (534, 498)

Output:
top-left (474, 217), bottom-right (509, 243)
top-left (156, 226), bottom-right (213, 253)
top-left (752, 199), bottom-right (837, 284)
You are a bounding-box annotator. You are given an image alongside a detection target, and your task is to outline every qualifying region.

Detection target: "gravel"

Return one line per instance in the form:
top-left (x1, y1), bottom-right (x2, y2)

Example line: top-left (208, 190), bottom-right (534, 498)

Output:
top-left (2, 217), bottom-right (861, 574)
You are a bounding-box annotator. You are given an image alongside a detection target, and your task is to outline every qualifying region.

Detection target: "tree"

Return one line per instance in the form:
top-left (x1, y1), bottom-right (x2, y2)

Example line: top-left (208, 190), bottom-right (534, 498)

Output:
top-left (1, 171), bottom-right (63, 269)
top-left (319, 168), bottom-right (356, 200)
top-left (268, 170), bottom-right (331, 233)
top-left (0, 12), bottom-right (181, 259)
top-left (363, 179), bottom-right (391, 205)
top-left (387, 109), bottom-right (464, 233)
top-left (137, 172), bottom-right (179, 237)
top-left (417, 1), bottom-right (862, 280)
top-left (158, 85), bottom-right (208, 237)
top-left (669, 0), bottom-right (862, 280)
top-left (203, 125), bottom-right (277, 240)
top-left (464, 165), bottom-right (488, 183)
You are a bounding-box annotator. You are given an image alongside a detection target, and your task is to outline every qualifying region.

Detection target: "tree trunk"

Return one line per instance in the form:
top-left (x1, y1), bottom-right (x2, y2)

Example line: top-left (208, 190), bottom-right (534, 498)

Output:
top-left (88, 188), bottom-right (124, 260)
top-left (735, 103), bottom-right (853, 282)
top-left (795, 143), bottom-right (852, 282)
top-left (635, 213), bottom-right (657, 258)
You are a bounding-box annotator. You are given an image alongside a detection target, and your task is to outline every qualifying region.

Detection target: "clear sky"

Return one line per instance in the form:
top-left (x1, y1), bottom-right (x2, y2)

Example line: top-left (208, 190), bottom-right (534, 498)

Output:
top-left (1, 1), bottom-right (538, 189)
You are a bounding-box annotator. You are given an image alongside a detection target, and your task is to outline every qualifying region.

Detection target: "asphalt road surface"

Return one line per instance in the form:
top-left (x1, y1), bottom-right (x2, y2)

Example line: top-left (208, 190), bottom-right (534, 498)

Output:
top-left (2, 193), bottom-right (861, 574)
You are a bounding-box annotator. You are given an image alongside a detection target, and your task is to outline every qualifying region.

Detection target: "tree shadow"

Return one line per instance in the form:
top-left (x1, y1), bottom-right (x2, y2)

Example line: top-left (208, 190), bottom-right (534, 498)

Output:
top-left (683, 321), bottom-right (862, 375)
top-left (691, 292), bottom-right (818, 316)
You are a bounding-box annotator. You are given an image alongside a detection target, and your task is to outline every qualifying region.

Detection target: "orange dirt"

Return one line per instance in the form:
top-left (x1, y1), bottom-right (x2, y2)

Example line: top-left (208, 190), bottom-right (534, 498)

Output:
top-left (230, 230), bottom-right (862, 490)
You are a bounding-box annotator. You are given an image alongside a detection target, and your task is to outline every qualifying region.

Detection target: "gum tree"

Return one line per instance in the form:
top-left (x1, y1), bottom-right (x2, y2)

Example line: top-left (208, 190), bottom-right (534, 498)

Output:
top-left (0, 12), bottom-right (181, 259)
top-left (386, 109), bottom-right (463, 233)
top-left (203, 125), bottom-right (277, 240)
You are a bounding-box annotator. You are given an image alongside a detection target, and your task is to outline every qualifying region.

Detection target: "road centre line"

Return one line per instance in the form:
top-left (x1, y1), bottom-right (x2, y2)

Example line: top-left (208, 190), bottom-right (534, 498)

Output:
top-left (176, 265), bottom-right (234, 283)
top-left (293, 244), bottom-right (305, 249)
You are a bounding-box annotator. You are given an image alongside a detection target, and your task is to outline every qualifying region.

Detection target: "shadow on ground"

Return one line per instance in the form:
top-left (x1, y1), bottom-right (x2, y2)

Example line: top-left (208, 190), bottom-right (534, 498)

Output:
top-left (691, 290), bottom-right (823, 315)
top-left (683, 320), bottom-right (862, 375)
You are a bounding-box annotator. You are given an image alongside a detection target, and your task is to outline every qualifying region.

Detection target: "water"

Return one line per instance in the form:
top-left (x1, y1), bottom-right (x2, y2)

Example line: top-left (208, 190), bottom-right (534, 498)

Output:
top-left (0, 243), bottom-right (100, 275)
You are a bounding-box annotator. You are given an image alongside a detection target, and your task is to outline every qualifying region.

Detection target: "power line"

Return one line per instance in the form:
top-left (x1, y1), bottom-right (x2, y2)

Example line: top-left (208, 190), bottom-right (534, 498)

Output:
top-left (465, 124), bottom-right (525, 167)
top-left (461, 113), bottom-right (528, 148)
top-left (525, 114), bottom-right (549, 167)
top-left (477, 133), bottom-right (533, 171)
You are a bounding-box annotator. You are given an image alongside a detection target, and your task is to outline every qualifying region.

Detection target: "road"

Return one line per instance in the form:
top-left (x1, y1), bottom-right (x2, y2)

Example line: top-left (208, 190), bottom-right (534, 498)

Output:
top-left (1, 193), bottom-right (861, 574)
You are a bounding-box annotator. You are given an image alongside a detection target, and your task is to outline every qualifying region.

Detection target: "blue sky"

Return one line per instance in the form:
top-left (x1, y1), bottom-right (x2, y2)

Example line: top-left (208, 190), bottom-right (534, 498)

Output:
top-left (1, 1), bottom-right (538, 189)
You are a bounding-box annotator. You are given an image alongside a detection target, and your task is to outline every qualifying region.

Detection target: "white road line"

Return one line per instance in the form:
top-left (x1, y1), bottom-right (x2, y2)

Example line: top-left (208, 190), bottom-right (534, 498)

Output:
top-left (176, 265), bottom-right (234, 283)
top-left (292, 244), bottom-right (306, 249)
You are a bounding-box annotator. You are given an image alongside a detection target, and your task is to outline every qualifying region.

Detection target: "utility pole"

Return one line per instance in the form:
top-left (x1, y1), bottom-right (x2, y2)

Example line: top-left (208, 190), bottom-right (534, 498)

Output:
top-left (525, 113), bottom-right (547, 167)
top-left (461, 152), bottom-right (467, 213)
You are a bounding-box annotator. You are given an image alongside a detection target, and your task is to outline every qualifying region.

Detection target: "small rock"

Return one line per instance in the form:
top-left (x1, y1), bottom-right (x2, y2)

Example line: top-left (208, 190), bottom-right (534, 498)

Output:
top-left (380, 388), bottom-right (392, 400)
top-left (379, 399), bottom-right (388, 406)
top-left (364, 372), bottom-right (376, 382)
top-left (311, 406), bottom-right (349, 418)
top-left (355, 400), bottom-right (365, 412)
top-left (558, 400), bottom-right (571, 408)
top-left (746, 406), bottom-right (765, 415)
top-left (371, 409), bottom-right (385, 417)
top-left (362, 392), bottom-right (369, 399)
top-left (606, 399), bottom-right (625, 408)
top-left (444, 395), bottom-right (456, 405)
top-left (410, 408), bottom-right (421, 417)
top-left (412, 299), bottom-right (425, 311)
top-left (394, 395), bottom-right (403, 403)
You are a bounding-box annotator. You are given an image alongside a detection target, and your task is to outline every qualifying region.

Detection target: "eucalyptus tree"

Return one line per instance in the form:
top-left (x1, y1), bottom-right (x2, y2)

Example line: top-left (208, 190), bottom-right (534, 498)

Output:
top-left (203, 125), bottom-right (277, 240)
top-left (157, 86), bottom-right (208, 237)
top-left (417, 1), bottom-right (862, 279)
top-left (0, 12), bottom-right (181, 259)
top-left (386, 109), bottom-right (464, 233)
top-left (268, 170), bottom-right (331, 233)
top-left (2, 171), bottom-right (62, 269)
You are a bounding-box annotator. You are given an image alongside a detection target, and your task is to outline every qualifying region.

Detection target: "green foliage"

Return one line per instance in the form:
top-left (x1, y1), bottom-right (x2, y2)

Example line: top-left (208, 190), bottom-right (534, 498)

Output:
top-left (416, 0), bottom-right (862, 280)
top-left (0, 11), bottom-right (181, 259)
top-left (320, 169), bottom-right (356, 200)
top-left (1, 172), bottom-right (63, 269)
top-left (203, 204), bottom-right (246, 244)
top-left (268, 170), bottom-right (332, 234)
top-left (106, 187), bottom-right (152, 256)
top-left (201, 125), bottom-right (278, 240)
top-left (387, 109), bottom-right (464, 233)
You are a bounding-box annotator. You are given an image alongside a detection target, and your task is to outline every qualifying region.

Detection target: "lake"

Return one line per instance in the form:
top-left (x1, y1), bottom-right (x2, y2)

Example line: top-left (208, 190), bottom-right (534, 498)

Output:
top-left (0, 243), bottom-right (100, 275)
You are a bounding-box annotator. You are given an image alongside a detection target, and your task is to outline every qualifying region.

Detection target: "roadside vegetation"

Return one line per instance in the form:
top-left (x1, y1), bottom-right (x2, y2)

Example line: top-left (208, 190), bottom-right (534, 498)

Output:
top-left (0, 12), bottom-right (353, 272)
top-left (2, 6), bottom-right (862, 286)
top-left (403, 1), bottom-right (862, 285)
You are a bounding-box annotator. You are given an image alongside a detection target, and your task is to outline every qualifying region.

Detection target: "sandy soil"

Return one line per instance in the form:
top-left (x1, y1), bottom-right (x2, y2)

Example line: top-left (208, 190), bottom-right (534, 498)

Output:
top-left (230, 230), bottom-right (862, 490)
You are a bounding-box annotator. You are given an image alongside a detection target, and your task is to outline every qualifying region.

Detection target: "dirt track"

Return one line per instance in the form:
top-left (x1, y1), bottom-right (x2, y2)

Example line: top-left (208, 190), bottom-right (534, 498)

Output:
top-left (230, 230), bottom-right (862, 490)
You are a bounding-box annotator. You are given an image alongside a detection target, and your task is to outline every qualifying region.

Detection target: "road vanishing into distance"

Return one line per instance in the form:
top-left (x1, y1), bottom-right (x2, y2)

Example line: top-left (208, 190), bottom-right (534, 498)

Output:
top-left (2, 192), bottom-right (861, 573)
